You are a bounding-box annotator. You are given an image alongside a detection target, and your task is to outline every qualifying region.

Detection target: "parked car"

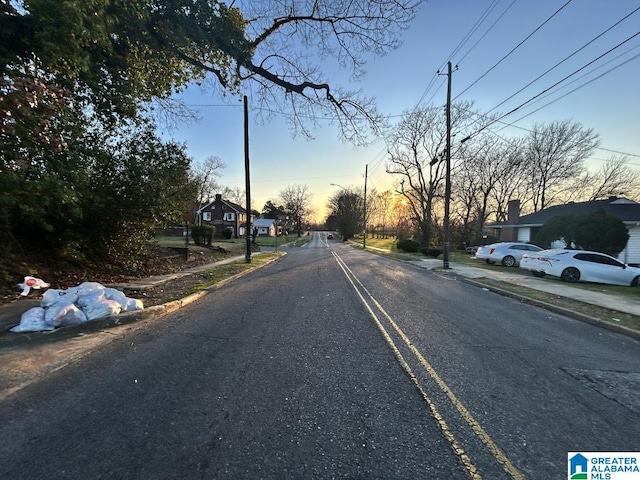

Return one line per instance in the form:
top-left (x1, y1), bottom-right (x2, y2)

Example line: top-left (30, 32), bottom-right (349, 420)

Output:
top-left (465, 246), bottom-right (479, 254)
top-left (520, 249), bottom-right (640, 286)
top-left (327, 233), bottom-right (334, 240)
top-left (475, 242), bottom-right (543, 267)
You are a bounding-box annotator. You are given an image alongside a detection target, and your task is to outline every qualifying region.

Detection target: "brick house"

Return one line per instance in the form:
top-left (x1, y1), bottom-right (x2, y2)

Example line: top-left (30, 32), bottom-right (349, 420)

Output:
top-left (197, 194), bottom-right (251, 238)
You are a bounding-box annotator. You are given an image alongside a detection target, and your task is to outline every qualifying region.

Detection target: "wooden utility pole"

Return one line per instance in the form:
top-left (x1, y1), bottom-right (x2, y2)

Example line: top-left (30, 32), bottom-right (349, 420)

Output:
top-left (443, 61), bottom-right (452, 269)
top-left (363, 164), bottom-right (368, 250)
top-left (244, 95), bottom-right (252, 263)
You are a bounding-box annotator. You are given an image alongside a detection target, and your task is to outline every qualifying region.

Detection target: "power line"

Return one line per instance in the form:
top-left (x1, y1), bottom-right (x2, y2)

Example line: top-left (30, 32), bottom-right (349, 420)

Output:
top-left (455, 0), bottom-right (573, 100)
top-left (486, 5), bottom-right (640, 115)
top-left (457, 0), bottom-right (517, 64)
top-left (415, 0), bottom-right (505, 110)
top-left (461, 29), bottom-right (640, 142)
top-left (456, 104), bottom-right (640, 159)
top-left (443, 0), bottom-right (502, 68)
top-left (507, 50), bottom-right (640, 126)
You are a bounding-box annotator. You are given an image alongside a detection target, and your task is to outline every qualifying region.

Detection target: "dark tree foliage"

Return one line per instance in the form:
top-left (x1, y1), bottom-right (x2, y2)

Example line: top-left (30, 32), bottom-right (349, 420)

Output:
top-left (533, 210), bottom-right (629, 257)
top-left (327, 190), bottom-right (363, 240)
top-left (81, 123), bottom-right (197, 266)
top-left (262, 201), bottom-right (287, 219)
top-left (574, 210), bottom-right (629, 256)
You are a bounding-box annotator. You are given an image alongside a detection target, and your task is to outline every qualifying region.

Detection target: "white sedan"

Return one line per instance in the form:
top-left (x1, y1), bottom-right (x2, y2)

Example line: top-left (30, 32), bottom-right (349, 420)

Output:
top-left (475, 242), bottom-right (543, 267)
top-left (519, 249), bottom-right (640, 286)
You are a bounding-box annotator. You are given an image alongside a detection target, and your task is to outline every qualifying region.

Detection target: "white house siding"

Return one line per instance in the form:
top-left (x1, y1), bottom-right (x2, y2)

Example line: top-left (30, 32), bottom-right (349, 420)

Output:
top-left (618, 225), bottom-right (640, 265)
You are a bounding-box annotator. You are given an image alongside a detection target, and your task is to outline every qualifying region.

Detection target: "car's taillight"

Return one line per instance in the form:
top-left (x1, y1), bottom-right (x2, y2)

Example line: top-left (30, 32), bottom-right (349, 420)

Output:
top-left (490, 248), bottom-right (495, 254)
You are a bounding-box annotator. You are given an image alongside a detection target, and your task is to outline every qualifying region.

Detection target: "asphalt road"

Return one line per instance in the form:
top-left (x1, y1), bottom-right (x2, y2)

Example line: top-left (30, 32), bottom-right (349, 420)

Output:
top-left (1, 232), bottom-right (639, 479)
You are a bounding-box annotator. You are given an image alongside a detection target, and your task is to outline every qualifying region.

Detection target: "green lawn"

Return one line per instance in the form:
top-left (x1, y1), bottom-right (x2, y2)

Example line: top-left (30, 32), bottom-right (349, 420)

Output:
top-left (153, 234), bottom-right (246, 254)
top-left (254, 234), bottom-right (307, 247)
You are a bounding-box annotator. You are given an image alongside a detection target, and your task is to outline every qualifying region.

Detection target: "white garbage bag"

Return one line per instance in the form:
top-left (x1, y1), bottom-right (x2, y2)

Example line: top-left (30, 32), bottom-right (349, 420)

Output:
top-left (71, 282), bottom-right (106, 296)
top-left (123, 297), bottom-right (144, 312)
top-left (11, 281), bottom-right (144, 333)
top-left (104, 288), bottom-right (144, 312)
top-left (45, 303), bottom-right (87, 328)
top-left (82, 299), bottom-right (122, 321)
top-left (41, 289), bottom-right (79, 308)
top-left (11, 307), bottom-right (53, 332)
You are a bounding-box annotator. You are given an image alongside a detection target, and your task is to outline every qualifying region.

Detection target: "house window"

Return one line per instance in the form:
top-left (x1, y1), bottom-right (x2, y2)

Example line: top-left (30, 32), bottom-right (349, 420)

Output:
top-left (223, 212), bottom-right (235, 221)
top-left (203, 212), bottom-right (211, 221)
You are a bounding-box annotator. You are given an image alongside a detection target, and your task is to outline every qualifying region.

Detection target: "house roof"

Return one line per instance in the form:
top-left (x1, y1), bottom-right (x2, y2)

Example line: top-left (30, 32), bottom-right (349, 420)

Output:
top-left (253, 218), bottom-right (276, 228)
top-left (496, 197), bottom-right (640, 227)
top-left (197, 197), bottom-right (247, 214)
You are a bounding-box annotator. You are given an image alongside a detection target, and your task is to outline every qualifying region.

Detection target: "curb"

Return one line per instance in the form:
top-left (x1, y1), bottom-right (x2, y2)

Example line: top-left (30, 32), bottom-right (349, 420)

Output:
top-left (374, 250), bottom-right (640, 341)
top-left (0, 253), bottom-right (285, 348)
top-left (463, 277), bottom-right (640, 341)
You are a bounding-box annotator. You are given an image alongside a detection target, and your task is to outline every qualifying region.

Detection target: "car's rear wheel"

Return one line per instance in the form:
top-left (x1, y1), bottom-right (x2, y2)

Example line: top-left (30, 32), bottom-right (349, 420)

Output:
top-left (561, 267), bottom-right (580, 283)
top-left (502, 255), bottom-right (516, 267)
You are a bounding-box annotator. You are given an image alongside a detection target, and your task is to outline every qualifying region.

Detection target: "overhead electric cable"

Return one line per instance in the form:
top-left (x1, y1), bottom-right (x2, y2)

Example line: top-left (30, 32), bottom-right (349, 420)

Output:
top-left (508, 51), bottom-right (640, 125)
top-left (415, 0), bottom-right (503, 109)
top-left (461, 30), bottom-right (640, 142)
top-left (455, 0), bottom-right (573, 100)
top-left (486, 5), bottom-right (640, 114)
top-left (443, 0), bottom-right (502, 68)
top-left (457, 0), bottom-right (517, 64)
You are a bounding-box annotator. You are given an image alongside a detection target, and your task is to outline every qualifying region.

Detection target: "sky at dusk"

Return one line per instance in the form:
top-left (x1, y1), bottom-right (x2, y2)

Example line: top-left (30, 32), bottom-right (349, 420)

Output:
top-left (159, 0), bottom-right (640, 221)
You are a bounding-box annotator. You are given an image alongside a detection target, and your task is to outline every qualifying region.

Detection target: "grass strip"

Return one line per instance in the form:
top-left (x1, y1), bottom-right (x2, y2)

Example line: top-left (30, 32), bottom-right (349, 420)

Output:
top-left (476, 278), bottom-right (640, 332)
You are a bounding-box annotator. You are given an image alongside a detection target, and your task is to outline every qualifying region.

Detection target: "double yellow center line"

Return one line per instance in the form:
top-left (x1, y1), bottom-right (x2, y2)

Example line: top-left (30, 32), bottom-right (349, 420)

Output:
top-left (332, 251), bottom-right (524, 480)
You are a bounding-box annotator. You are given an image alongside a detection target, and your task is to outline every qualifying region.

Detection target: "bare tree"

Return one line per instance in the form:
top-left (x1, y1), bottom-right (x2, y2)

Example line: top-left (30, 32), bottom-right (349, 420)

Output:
top-left (386, 102), bottom-right (478, 247)
top-left (280, 184), bottom-right (313, 236)
top-left (220, 186), bottom-right (245, 207)
top-left (370, 189), bottom-right (394, 238)
top-left (173, 0), bottom-right (425, 145)
top-left (566, 155), bottom-right (640, 202)
top-left (525, 120), bottom-right (599, 211)
top-left (385, 106), bottom-right (445, 246)
top-left (191, 156), bottom-right (226, 205)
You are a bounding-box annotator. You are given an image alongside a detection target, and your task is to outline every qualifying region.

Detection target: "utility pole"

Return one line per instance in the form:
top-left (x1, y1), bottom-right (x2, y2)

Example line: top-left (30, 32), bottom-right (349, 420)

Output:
top-left (363, 164), bottom-right (368, 250)
top-left (243, 95), bottom-right (252, 263)
top-left (443, 61), bottom-right (453, 269)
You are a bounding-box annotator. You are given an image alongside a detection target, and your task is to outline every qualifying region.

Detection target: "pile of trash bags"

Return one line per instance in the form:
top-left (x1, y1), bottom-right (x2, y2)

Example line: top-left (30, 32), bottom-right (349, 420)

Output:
top-left (11, 282), bottom-right (144, 333)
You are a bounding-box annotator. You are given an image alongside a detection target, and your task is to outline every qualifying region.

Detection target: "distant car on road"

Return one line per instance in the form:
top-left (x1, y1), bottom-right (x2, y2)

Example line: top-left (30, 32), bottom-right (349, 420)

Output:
top-left (475, 242), bottom-right (543, 267)
top-left (520, 249), bottom-right (640, 286)
top-left (327, 233), bottom-right (334, 240)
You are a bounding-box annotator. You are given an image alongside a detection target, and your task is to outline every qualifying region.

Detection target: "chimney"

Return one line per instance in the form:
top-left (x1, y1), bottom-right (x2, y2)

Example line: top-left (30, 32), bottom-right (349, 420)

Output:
top-left (503, 200), bottom-right (520, 242)
top-left (507, 199), bottom-right (520, 223)
top-left (215, 193), bottom-right (222, 202)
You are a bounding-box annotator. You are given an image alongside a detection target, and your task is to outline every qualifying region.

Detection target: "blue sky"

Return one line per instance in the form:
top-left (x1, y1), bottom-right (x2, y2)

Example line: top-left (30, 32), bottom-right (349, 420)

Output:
top-left (160, 0), bottom-right (640, 221)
